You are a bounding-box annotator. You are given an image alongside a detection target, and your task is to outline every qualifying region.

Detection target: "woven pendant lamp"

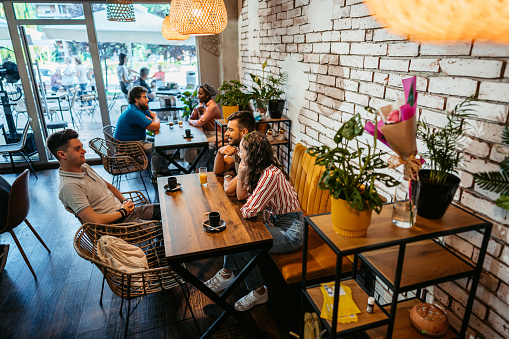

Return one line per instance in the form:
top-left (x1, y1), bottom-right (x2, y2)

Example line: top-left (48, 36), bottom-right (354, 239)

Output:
top-left (162, 15), bottom-right (190, 40)
top-left (365, 0), bottom-right (509, 43)
top-left (169, 0), bottom-right (228, 36)
top-left (107, 0), bottom-right (135, 22)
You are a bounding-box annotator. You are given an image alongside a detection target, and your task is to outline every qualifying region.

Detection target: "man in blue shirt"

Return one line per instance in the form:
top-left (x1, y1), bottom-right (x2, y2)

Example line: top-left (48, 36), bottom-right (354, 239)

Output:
top-left (114, 86), bottom-right (167, 176)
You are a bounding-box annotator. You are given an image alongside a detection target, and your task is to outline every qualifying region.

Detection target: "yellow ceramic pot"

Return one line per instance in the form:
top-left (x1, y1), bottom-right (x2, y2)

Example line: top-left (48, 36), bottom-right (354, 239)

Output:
top-left (331, 197), bottom-right (372, 237)
top-left (222, 105), bottom-right (239, 120)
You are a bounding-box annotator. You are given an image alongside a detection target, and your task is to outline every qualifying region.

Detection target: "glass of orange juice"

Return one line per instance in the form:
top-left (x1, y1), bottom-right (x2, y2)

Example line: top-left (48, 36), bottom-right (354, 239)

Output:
top-left (199, 167), bottom-right (207, 187)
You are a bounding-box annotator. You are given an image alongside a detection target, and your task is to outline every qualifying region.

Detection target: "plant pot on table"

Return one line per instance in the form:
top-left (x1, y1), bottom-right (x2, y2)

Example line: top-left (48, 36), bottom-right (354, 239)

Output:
top-left (417, 169), bottom-right (460, 219)
top-left (331, 197), bottom-right (373, 237)
top-left (268, 99), bottom-right (285, 119)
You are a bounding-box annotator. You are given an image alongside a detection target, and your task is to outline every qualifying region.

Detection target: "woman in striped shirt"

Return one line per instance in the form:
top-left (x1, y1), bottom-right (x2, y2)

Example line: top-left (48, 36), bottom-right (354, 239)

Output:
top-left (205, 132), bottom-right (303, 311)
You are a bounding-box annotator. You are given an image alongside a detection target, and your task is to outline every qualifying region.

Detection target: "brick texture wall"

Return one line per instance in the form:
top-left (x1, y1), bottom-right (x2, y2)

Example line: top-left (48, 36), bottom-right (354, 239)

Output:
top-left (238, 0), bottom-right (509, 338)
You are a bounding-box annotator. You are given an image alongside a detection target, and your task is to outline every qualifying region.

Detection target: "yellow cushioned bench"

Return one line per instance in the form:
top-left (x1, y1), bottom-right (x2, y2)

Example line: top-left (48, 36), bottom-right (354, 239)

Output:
top-left (270, 143), bottom-right (353, 284)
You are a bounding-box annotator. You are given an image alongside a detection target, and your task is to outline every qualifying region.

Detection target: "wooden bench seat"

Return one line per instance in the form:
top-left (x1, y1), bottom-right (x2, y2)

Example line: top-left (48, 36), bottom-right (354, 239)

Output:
top-left (270, 143), bottom-right (353, 284)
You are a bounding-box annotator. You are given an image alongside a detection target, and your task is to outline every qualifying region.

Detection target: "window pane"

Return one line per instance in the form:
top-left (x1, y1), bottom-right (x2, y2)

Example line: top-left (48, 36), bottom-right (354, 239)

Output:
top-left (13, 3), bottom-right (84, 20)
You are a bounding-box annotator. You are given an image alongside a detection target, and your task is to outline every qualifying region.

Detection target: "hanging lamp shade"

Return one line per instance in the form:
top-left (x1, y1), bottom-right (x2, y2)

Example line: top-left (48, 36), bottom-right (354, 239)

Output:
top-left (106, 0), bottom-right (135, 22)
top-left (169, 0), bottom-right (228, 36)
top-left (162, 15), bottom-right (190, 40)
top-left (365, 0), bottom-right (509, 43)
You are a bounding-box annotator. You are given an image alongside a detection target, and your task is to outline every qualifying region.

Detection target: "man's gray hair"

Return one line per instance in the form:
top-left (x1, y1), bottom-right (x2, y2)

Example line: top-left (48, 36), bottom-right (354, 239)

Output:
top-left (140, 67), bottom-right (149, 77)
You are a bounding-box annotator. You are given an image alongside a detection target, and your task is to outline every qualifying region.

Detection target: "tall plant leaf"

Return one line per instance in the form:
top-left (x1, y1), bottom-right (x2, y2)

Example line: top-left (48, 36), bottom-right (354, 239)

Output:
top-left (474, 171), bottom-right (509, 195)
top-left (502, 127), bottom-right (509, 145)
top-left (496, 195), bottom-right (509, 209)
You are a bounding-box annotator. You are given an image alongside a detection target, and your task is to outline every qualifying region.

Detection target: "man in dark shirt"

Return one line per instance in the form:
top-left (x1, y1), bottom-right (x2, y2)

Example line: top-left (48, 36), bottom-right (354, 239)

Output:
top-left (133, 67), bottom-right (156, 101)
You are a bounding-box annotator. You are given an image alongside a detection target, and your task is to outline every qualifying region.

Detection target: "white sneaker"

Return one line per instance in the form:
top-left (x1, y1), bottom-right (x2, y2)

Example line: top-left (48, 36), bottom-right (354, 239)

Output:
top-left (204, 268), bottom-right (235, 293)
top-left (234, 287), bottom-right (269, 311)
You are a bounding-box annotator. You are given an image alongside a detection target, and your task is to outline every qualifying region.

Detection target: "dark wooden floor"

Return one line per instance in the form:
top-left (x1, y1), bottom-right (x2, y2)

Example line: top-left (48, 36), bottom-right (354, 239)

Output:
top-left (0, 166), bottom-right (300, 339)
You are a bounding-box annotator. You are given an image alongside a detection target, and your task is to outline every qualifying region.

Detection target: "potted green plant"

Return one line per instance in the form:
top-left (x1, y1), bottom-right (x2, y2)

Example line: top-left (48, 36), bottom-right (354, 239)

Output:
top-left (417, 95), bottom-right (477, 218)
top-left (474, 127), bottom-right (509, 210)
top-left (179, 89), bottom-right (198, 118)
top-left (267, 73), bottom-right (287, 119)
top-left (248, 58), bottom-right (287, 118)
top-left (216, 80), bottom-right (251, 118)
top-left (308, 109), bottom-right (399, 237)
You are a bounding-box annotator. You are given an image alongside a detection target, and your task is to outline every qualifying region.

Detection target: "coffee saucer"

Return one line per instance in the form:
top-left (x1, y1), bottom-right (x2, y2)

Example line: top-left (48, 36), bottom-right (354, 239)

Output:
top-left (203, 220), bottom-right (226, 233)
top-left (183, 134), bottom-right (194, 139)
top-left (164, 183), bottom-right (181, 192)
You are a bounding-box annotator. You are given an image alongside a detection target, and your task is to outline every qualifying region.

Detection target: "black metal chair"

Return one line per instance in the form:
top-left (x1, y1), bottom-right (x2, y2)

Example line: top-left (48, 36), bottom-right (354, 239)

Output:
top-left (0, 118), bottom-right (38, 178)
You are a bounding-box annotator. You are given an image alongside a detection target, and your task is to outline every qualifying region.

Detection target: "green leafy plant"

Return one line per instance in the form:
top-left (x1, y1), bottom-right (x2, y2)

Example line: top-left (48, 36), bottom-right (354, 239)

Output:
top-left (474, 127), bottom-right (509, 209)
top-left (179, 90), bottom-right (198, 118)
top-left (215, 80), bottom-right (250, 109)
top-left (248, 58), bottom-right (287, 110)
top-left (417, 95), bottom-right (477, 185)
top-left (308, 109), bottom-right (399, 213)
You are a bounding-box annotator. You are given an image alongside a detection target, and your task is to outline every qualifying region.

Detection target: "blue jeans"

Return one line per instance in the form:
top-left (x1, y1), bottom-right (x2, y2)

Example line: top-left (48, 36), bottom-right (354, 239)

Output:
top-left (223, 211), bottom-right (304, 291)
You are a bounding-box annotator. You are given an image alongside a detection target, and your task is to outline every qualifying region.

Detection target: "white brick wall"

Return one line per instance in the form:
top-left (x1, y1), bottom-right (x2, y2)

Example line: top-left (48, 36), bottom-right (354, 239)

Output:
top-left (239, 1), bottom-right (509, 338)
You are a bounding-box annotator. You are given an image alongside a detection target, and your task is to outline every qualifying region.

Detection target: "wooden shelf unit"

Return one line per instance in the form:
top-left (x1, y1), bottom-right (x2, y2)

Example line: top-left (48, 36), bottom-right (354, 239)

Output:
top-left (214, 116), bottom-right (292, 173)
top-left (301, 204), bottom-right (492, 338)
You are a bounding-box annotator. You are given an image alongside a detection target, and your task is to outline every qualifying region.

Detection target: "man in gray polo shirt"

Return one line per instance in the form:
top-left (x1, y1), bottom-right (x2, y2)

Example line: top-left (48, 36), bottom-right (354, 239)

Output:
top-left (47, 129), bottom-right (160, 224)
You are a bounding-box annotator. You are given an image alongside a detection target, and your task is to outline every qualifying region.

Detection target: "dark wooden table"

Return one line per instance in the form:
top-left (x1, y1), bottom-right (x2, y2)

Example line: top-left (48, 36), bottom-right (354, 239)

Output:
top-left (154, 121), bottom-right (208, 174)
top-left (158, 173), bottom-right (273, 338)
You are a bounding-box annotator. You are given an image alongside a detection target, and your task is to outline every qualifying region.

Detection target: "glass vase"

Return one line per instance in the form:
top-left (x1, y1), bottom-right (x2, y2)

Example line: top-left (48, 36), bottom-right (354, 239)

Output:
top-left (392, 177), bottom-right (421, 228)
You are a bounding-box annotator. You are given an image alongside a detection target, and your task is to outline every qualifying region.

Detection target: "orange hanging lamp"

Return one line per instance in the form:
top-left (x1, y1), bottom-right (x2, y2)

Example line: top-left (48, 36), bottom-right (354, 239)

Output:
top-left (106, 0), bottom-right (135, 22)
top-left (162, 15), bottom-right (190, 40)
top-left (169, 0), bottom-right (228, 36)
top-left (365, 0), bottom-right (509, 43)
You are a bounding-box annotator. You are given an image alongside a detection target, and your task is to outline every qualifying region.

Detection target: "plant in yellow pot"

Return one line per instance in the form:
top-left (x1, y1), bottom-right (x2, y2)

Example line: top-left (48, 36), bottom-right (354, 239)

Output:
top-left (216, 80), bottom-right (251, 119)
top-left (308, 111), bottom-right (399, 237)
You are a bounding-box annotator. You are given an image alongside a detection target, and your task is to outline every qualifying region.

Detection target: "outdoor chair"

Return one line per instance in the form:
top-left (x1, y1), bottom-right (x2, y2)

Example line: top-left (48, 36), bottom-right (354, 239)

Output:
top-left (74, 221), bottom-right (199, 338)
top-left (50, 90), bottom-right (79, 128)
top-left (0, 118), bottom-right (38, 178)
top-left (89, 137), bottom-right (151, 200)
top-left (65, 190), bottom-right (150, 225)
top-left (0, 170), bottom-right (50, 280)
top-left (79, 90), bottom-right (98, 121)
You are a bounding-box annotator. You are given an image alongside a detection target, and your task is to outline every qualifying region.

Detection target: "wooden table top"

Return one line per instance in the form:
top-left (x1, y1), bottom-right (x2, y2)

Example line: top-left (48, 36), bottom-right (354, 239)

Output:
top-left (46, 92), bottom-right (68, 99)
top-left (215, 116), bottom-right (291, 127)
top-left (307, 205), bottom-right (491, 256)
top-left (154, 121), bottom-right (209, 150)
top-left (158, 173), bottom-right (273, 261)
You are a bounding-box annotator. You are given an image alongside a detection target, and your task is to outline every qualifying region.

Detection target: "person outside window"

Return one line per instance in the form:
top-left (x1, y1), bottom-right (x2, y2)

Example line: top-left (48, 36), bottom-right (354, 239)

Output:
top-left (61, 57), bottom-right (76, 91)
top-left (75, 56), bottom-right (89, 106)
top-left (117, 52), bottom-right (135, 97)
top-left (150, 65), bottom-right (165, 82)
top-left (113, 86), bottom-right (168, 177)
top-left (133, 67), bottom-right (156, 101)
top-left (50, 68), bottom-right (62, 92)
top-left (213, 111), bottom-right (256, 197)
top-left (46, 129), bottom-right (160, 224)
top-left (205, 132), bottom-right (303, 311)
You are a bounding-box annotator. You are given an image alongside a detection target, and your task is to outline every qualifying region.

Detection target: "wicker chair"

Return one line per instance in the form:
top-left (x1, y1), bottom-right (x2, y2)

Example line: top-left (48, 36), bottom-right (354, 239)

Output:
top-left (65, 190), bottom-right (149, 224)
top-left (74, 221), bottom-right (199, 337)
top-left (89, 137), bottom-right (150, 200)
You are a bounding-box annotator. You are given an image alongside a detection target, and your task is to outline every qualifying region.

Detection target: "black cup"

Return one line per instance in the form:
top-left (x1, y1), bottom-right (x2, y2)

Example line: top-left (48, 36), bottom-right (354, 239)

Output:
top-left (208, 212), bottom-right (220, 227)
top-left (185, 129), bottom-right (192, 138)
top-left (168, 176), bottom-right (178, 189)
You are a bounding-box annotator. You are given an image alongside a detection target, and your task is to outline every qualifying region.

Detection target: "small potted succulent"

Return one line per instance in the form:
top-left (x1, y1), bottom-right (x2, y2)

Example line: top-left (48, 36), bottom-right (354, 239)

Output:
top-left (474, 127), bottom-right (509, 210)
top-left (215, 80), bottom-right (251, 118)
top-left (308, 109), bottom-right (399, 237)
top-left (417, 95), bottom-right (476, 218)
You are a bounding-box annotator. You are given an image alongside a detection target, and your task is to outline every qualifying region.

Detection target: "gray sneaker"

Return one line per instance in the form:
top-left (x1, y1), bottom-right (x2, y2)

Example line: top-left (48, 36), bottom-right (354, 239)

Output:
top-left (234, 286), bottom-right (269, 311)
top-left (204, 269), bottom-right (235, 293)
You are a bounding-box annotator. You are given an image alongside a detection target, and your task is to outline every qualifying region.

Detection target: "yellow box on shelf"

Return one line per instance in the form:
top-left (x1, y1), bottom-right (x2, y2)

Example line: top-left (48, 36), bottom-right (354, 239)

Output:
top-left (320, 282), bottom-right (361, 323)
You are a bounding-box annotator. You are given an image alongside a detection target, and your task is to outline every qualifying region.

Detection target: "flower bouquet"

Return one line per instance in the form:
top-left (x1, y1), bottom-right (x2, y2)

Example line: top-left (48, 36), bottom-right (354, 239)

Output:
top-left (365, 76), bottom-right (423, 227)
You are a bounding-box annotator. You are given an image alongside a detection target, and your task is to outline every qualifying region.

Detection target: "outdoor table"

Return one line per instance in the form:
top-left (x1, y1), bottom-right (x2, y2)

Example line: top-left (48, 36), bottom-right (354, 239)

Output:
top-left (155, 89), bottom-right (181, 96)
top-left (154, 121), bottom-right (208, 174)
top-left (157, 173), bottom-right (273, 338)
top-left (46, 91), bottom-right (68, 120)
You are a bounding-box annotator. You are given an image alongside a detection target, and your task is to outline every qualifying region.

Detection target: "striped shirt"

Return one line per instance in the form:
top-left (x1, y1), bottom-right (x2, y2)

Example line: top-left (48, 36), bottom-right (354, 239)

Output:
top-left (241, 164), bottom-right (300, 218)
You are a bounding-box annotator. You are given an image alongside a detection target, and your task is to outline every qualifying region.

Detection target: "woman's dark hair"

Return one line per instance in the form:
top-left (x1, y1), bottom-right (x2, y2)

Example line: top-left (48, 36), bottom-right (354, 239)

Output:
top-left (241, 131), bottom-right (288, 193)
top-left (46, 129), bottom-right (79, 159)
top-left (128, 86), bottom-right (148, 104)
top-left (119, 53), bottom-right (127, 65)
top-left (200, 84), bottom-right (216, 98)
